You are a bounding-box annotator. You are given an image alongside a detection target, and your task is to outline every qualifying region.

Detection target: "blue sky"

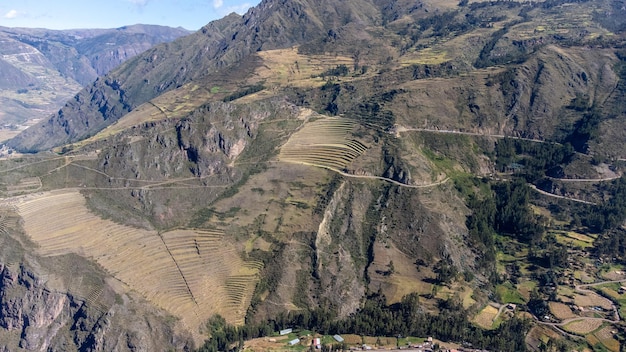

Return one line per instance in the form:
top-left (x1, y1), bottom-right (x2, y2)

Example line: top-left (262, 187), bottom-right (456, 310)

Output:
top-left (0, 0), bottom-right (261, 30)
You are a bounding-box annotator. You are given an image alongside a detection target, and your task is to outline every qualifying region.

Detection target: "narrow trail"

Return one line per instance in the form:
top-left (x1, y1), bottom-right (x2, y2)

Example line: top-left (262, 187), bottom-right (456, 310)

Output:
top-left (575, 279), bottom-right (625, 322)
top-left (490, 303), bottom-right (508, 323)
top-left (528, 184), bottom-right (596, 205)
top-left (534, 278), bottom-right (625, 337)
top-left (286, 160), bottom-right (450, 189)
top-left (158, 233), bottom-right (200, 310)
top-left (394, 126), bottom-right (552, 144)
top-left (0, 156), bottom-right (66, 173)
top-left (547, 175), bottom-right (621, 183)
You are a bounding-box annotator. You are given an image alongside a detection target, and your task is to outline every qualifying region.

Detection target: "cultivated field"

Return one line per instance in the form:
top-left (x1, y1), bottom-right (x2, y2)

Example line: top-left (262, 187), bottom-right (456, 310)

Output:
top-left (472, 305), bottom-right (499, 329)
top-left (255, 47), bottom-right (356, 89)
top-left (562, 319), bottom-right (603, 335)
top-left (552, 230), bottom-right (595, 249)
top-left (591, 325), bottom-right (620, 352)
top-left (10, 190), bottom-right (261, 336)
top-left (548, 302), bottom-right (577, 320)
top-left (574, 292), bottom-right (614, 310)
top-left (278, 117), bottom-right (368, 170)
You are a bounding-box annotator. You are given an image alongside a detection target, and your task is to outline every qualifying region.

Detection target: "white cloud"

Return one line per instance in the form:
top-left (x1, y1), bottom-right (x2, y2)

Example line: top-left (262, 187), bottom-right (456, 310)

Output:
top-left (223, 2), bottom-right (252, 15)
top-left (4, 10), bottom-right (18, 19)
top-left (213, 0), bottom-right (224, 9)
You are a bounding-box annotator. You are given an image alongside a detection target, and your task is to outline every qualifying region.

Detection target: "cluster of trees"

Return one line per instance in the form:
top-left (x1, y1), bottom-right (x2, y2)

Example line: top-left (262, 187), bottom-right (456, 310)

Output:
top-left (319, 64), bottom-right (349, 78)
top-left (580, 176), bottom-right (626, 232)
top-left (466, 192), bottom-right (497, 267)
top-left (222, 83), bottom-right (265, 102)
top-left (593, 228), bottom-right (626, 262)
top-left (493, 179), bottom-right (545, 243)
top-left (495, 138), bottom-right (574, 181)
top-left (562, 108), bottom-right (602, 153)
top-left (198, 293), bottom-right (530, 352)
top-left (466, 177), bottom-right (546, 272)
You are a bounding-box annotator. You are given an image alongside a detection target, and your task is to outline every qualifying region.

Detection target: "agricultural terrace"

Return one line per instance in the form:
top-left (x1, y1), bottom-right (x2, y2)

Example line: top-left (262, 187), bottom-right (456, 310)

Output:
top-left (588, 325), bottom-right (621, 352)
top-left (278, 117), bottom-right (368, 170)
top-left (11, 191), bottom-right (261, 335)
top-left (548, 302), bottom-right (577, 320)
top-left (472, 305), bottom-right (499, 329)
top-left (5, 177), bottom-right (41, 195)
top-left (562, 319), bottom-right (603, 335)
top-left (255, 47), bottom-right (355, 89)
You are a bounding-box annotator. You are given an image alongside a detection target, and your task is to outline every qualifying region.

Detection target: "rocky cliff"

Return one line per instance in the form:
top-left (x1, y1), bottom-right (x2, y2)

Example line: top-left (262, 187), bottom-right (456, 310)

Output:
top-left (0, 221), bottom-right (194, 351)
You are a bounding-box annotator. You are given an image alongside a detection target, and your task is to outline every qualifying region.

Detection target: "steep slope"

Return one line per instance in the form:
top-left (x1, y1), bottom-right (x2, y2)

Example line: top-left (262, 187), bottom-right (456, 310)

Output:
top-left (0, 210), bottom-right (194, 351)
top-left (0, 25), bottom-right (189, 130)
top-left (2, 0), bottom-right (626, 350)
top-left (7, 0), bottom-right (449, 151)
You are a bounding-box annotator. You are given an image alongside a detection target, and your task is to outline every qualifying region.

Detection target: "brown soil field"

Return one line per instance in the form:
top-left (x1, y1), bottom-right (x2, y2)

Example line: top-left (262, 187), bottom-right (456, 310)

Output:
top-left (472, 305), bottom-right (499, 329)
top-left (563, 319), bottom-right (603, 335)
top-left (548, 302), bottom-right (577, 320)
top-left (593, 326), bottom-right (620, 352)
top-left (574, 292), bottom-right (614, 310)
top-left (278, 117), bottom-right (368, 171)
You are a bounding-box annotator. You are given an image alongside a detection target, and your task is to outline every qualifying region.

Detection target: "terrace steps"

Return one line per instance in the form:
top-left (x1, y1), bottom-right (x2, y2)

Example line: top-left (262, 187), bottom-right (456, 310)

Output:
top-left (10, 191), bottom-right (263, 334)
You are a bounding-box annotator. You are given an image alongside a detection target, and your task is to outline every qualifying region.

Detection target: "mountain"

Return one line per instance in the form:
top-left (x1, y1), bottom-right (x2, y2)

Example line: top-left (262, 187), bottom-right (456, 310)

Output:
top-left (1, 0), bottom-right (626, 351)
top-left (0, 25), bottom-right (190, 134)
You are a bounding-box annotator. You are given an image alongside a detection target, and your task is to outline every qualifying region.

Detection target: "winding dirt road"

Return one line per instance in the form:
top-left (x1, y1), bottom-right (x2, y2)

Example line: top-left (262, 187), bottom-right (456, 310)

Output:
top-left (534, 279), bottom-right (625, 339)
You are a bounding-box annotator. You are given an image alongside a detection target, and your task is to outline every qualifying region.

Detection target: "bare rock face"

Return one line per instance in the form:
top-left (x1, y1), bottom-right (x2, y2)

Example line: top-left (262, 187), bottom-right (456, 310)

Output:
top-left (0, 260), bottom-right (193, 351)
top-left (0, 264), bottom-right (72, 350)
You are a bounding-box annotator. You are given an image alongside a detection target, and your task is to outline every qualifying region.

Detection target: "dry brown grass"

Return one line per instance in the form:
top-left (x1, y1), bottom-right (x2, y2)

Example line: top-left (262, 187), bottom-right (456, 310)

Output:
top-left (0, 129), bottom-right (21, 142)
top-left (563, 319), bottom-right (603, 335)
top-left (548, 302), bottom-right (577, 320)
top-left (473, 305), bottom-right (499, 329)
top-left (6, 177), bottom-right (41, 195)
top-left (11, 190), bottom-right (260, 341)
top-left (368, 241), bottom-right (434, 304)
top-left (66, 82), bottom-right (216, 150)
top-left (255, 47), bottom-right (356, 89)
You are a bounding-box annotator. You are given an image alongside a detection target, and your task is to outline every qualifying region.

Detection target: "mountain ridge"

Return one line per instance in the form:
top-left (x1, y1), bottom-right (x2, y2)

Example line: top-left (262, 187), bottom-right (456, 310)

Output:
top-left (1, 0), bottom-right (626, 350)
top-left (0, 24), bottom-right (190, 132)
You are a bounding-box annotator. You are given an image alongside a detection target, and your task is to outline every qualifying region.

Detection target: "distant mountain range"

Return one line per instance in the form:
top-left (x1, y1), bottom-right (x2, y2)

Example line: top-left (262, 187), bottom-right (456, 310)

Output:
top-left (0, 24), bottom-right (190, 131)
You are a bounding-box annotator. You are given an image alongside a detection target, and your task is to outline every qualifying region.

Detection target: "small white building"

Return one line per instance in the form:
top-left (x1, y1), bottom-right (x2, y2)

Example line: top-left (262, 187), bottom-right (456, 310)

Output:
top-left (280, 328), bottom-right (293, 336)
top-left (288, 338), bottom-right (300, 346)
top-left (333, 335), bottom-right (344, 342)
top-left (314, 338), bottom-right (321, 349)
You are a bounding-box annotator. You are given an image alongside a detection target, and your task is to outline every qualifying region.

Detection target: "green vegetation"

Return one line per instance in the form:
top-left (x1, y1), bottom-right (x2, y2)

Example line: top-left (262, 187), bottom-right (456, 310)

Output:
top-left (580, 176), bottom-right (626, 233)
top-left (495, 138), bottom-right (574, 182)
top-left (5, 1), bottom-right (626, 351)
top-left (222, 83), bottom-right (266, 102)
top-left (496, 283), bottom-right (526, 304)
top-left (319, 64), bottom-right (350, 78)
top-left (199, 293), bottom-right (530, 352)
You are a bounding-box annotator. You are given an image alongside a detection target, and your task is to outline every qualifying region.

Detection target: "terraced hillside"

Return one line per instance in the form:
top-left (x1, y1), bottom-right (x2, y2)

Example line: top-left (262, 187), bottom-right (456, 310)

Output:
top-left (10, 190), bottom-right (260, 338)
top-left (1, 0), bottom-right (626, 350)
top-left (279, 117), bottom-right (369, 170)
